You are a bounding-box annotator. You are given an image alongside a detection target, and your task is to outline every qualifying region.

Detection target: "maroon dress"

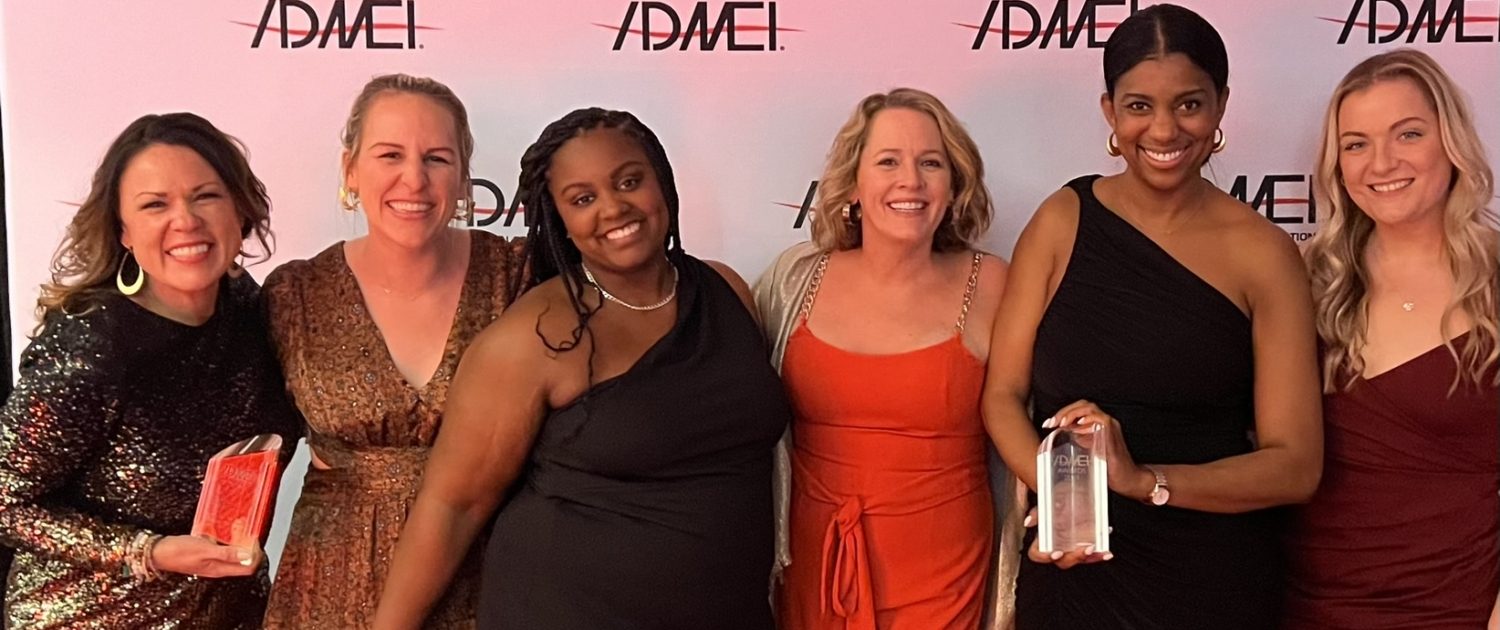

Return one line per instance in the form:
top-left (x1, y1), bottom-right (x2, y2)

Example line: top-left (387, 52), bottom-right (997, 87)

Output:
top-left (1286, 336), bottom-right (1499, 629)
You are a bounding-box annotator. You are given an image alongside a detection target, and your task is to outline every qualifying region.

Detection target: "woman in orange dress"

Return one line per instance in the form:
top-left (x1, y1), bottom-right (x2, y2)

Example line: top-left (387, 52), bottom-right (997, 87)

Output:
top-left (755, 88), bottom-right (1017, 629)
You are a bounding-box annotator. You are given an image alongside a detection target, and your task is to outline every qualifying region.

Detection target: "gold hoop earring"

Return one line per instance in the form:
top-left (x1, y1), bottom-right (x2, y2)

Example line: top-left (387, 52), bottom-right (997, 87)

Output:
top-left (1106, 133), bottom-right (1121, 157)
top-left (116, 249), bottom-right (144, 296)
top-left (1212, 128), bottom-right (1227, 154)
top-left (339, 187), bottom-right (360, 212)
top-left (841, 202), bottom-right (861, 224)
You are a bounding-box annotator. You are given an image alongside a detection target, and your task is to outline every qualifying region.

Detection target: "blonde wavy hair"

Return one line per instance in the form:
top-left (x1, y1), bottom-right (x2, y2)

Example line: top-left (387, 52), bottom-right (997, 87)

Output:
top-left (810, 88), bottom-right (992, 252)
top-left (339, 73), bottom-right (476, 201)
top-left (1304, 49), bottom-right (1499, 391)
top-left (37, 113), bottom-right (273, 321)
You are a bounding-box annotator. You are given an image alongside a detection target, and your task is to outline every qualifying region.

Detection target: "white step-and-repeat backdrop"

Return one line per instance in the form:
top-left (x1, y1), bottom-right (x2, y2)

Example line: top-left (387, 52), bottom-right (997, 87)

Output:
top-left (3, 0), bottom-right (1497, 572)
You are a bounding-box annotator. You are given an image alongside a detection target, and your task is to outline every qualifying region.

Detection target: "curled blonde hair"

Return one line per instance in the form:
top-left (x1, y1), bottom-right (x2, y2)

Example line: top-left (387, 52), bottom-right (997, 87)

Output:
top-left (810, 88), bottom-right (993, 252)
top-left (1304, 48), bottom-right (1499, 391)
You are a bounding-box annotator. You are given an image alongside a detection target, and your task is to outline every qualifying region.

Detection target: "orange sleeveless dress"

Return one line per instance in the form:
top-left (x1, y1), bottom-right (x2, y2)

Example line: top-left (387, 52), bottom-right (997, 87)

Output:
top-left (779, 252), bottom-right (994, 630)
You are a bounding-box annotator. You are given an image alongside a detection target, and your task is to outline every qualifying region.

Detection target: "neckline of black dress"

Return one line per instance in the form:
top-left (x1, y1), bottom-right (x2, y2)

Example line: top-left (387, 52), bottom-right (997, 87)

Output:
top-left (1076, 174), bottom-right (1250, 323)
top-left (548, 254), bottom-right (700, 416)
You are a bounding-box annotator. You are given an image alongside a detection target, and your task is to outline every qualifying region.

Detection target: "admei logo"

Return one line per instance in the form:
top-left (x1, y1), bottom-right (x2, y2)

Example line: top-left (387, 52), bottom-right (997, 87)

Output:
top-left (1227, 174), bottom-right (1318, 242)
top-left (237, 0), bottom-right (437, 49)
top-left (958, 0), bottom-right (1142, 50)
top-left (773, 180), bottom-right (820, 230)
top-left (595, 1), bottom-right (800, 51)
top-left (468, 178), bottom-right (530, 231)
top-left (1323, 0), bottom-right (1499, 44)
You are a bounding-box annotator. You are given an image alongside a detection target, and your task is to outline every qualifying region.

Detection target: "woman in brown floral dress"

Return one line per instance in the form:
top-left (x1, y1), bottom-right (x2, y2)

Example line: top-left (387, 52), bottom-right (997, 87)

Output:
top-left (261, 74), bottom-right (522, 628)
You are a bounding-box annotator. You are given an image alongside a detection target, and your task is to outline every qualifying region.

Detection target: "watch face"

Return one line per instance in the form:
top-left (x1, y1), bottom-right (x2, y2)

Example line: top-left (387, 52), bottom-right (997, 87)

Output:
top-left (1150, 488), bottom-right (1170, 506)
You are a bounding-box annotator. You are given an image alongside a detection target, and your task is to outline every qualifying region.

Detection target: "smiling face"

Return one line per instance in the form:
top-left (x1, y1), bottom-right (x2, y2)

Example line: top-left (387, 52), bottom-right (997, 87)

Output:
top-left (547, 126), bottom-right (670, 273)
top-left (852, 107), bottom-right (954, 248)
top-left (344, 91), bottom-right (464, 249)
top-left (1336, 77), bottom-right (1453, 229)
top-left (1102, 53), bottom-right (1228, 192)
top-left (117, 143), bottom-right (244, 307)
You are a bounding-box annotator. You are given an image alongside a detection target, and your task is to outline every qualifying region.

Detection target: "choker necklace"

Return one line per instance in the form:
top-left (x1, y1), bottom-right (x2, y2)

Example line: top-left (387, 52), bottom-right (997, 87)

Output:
top-left (581, 261), bottom-right (678, 312)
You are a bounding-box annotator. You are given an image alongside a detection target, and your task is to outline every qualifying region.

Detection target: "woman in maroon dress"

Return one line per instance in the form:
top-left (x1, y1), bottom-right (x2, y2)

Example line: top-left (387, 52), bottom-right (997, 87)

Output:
top-left (1289, 49), bottom-right (1499, 629)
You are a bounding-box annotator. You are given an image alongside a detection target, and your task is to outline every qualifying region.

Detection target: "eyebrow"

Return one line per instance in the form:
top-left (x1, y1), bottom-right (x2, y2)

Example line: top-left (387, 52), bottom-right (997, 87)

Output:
top-left (869, 147), bottom-right (946, 156)
top-left (1340, 116), bottom-right (1431, 137)
top-left (367, 142), bottom-right (457, 153)
top-left (1121, 88), bottom-right (1208, 101)
top-left (611, 160), bottom-right (648, 177)
top-left (131, 181), bottom-right (222, 199)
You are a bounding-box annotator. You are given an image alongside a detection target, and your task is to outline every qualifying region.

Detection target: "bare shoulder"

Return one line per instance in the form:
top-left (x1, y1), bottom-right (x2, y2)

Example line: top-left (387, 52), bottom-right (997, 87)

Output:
top-left (1202, 191), bottom-right (1309, 313)
top-left (703, 259), bottom-right (756, 312)
top-left (1024, 186), bottom-right (1083, 241)
top-left (1208, 190), bottom-right (1306, 278)
top-left (468, 277), bottom-right (581, 368)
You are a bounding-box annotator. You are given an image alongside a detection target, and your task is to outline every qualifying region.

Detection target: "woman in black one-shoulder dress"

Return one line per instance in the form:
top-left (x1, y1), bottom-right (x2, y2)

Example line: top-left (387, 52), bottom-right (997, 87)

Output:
top-left (981, 6), bottom-right (1323, 629)
top-left (370, 108), bottom-right (789, 630)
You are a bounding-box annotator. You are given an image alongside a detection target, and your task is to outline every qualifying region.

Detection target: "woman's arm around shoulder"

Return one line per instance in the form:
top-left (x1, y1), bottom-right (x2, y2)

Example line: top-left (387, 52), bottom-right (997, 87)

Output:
top-left (371, 284), bottom-right (560, 629)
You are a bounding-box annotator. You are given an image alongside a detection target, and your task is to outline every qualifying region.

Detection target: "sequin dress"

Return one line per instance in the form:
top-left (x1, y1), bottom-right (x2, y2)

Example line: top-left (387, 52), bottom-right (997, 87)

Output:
top-left (262, 231), bottom-right (521, 629)
top-left (0, 275), bottom-right (300, 629)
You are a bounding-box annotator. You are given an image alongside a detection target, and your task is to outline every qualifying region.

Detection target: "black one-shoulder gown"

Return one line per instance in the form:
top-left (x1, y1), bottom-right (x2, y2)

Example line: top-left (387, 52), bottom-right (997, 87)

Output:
top-left (1016, 175), bottom-right (1283, 630)
top-left (479, 255), bottom-right (790, 630)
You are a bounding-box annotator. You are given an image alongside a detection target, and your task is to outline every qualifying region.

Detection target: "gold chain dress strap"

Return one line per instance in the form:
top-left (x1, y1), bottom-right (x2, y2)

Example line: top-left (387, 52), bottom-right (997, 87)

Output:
top-left (798, 252), bottom-right (831, 324)
top-left (955, 251), bottom-right (983, 333)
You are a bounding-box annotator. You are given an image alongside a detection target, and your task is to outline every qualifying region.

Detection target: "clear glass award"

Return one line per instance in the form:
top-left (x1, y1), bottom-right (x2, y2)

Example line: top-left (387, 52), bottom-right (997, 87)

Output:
top-left (1036, 423), bottom-right (1110, 554)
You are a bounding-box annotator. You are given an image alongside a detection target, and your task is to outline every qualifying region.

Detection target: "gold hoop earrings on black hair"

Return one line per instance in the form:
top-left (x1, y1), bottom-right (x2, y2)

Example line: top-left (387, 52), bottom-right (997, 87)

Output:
top-left (1212, 128), bottom-right (1227, 154)
top-left (1106, 133), bottom-right (1121, 158)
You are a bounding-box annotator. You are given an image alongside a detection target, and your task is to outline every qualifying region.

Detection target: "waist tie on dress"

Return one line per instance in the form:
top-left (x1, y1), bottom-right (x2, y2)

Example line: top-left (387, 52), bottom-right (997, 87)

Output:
top-left (793, 445), bottom-right (986, 630)
top-left (300, 433), bottom-right (430, 498)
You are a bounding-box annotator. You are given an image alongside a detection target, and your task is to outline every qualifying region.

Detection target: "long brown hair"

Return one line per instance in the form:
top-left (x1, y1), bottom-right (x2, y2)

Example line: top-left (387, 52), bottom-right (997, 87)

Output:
top-left (37, 113), bottom-right (273, 319)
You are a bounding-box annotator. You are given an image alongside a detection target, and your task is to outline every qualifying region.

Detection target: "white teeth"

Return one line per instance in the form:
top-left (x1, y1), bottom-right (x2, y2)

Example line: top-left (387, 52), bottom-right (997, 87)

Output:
top-left (889, 201), bottom-right (927, 211)
top-left (1143, 148), bottom-right (1185, 163)
top-left (389, 201), bottom-right (433, 213)
top-left (605, 222), bottom-right (641, 240)
top-left (168, 244), bottom-right (210, 257)
top-left (1372, 179), bottom-right (1413, 193)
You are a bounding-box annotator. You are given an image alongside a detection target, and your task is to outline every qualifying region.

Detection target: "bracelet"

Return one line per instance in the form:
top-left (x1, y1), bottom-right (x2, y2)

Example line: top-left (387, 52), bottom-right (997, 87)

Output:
top-left (125, 531), bottom-right (164, 583)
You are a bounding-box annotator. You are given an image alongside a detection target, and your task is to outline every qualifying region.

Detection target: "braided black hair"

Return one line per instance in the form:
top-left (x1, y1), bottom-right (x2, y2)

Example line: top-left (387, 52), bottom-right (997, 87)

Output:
top-left (510, 107), bottom-right (686, 356)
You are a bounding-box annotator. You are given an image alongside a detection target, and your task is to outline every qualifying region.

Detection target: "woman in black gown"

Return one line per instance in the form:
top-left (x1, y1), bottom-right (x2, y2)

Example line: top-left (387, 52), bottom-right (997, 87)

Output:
top-left (372, 108), bottom-right (789, 629)
top-left (981, 5), bottom-right (1323, 629)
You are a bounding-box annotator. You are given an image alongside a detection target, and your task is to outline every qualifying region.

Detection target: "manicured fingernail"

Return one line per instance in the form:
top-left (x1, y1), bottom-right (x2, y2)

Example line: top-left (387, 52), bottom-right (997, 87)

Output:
top-left (1101, 552), bottom-right (1114, 560)
top-left (1023, 514), bottom-right (1035, 527)
top-left (237, 550), bottom-right (253, 566)
top-left (1042, 417), bottom-right (1056, 429)
top-left (1050, 551), bottom-right (1063, 560)
top-left (1092, 423), bottom-right (1102, 433)
top-left (1083, 544), bottom-right (1095, 555)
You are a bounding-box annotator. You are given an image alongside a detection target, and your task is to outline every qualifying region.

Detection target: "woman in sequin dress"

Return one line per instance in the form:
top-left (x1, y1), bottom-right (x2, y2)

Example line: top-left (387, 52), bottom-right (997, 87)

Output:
top-left (261, 74), bottom-right (522, 628)
top-left (0, 113), bottom-right (300, 629)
